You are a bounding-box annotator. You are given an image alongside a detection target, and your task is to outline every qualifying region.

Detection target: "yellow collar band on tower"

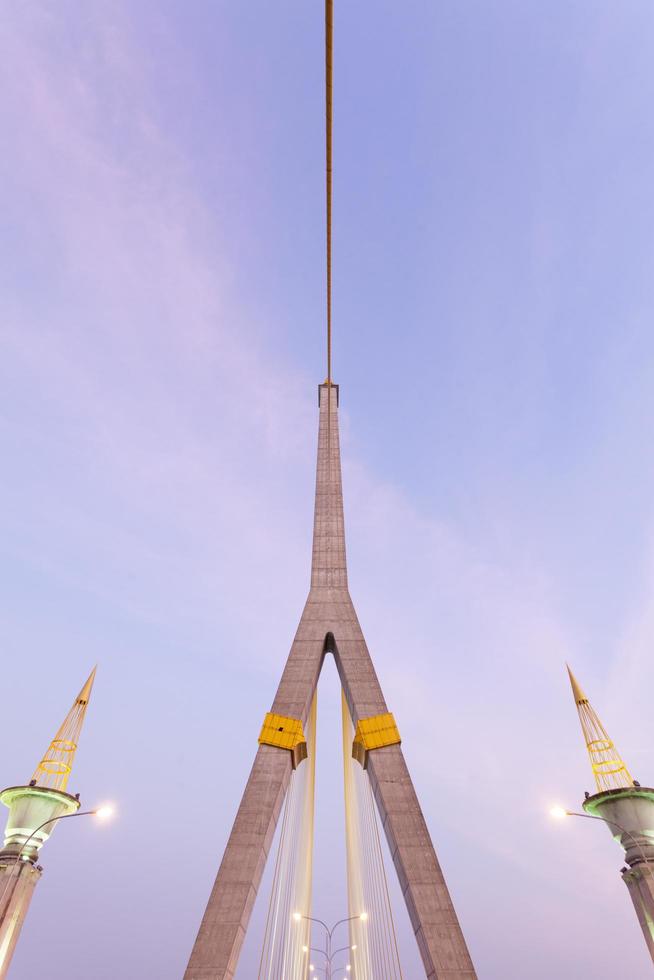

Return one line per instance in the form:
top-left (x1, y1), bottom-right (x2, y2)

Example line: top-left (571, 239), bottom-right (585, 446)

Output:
top-left (352, 712), bottom-right (401, 769)
top-left (259, 712), bottom-right (308, 769)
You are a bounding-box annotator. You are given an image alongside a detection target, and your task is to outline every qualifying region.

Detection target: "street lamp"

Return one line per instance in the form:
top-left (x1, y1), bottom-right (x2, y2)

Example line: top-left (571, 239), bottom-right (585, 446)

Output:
top-left (550, 804), bottom-right (654, 884)
top-left (308, 965), bottom-right (351, 978)
top-left (16, 803), bottom-right (114, 858)
top-left (295, 912), bottom-right (366, 979)
top-left (0, 804), bottom-right (114, 912)
top-left (550, 805), bottom-right (651, 865)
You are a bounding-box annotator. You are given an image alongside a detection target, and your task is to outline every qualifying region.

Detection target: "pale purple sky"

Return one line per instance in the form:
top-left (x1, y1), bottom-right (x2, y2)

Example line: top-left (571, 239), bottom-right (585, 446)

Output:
top-left (2, 3), bottom-right (654, 978)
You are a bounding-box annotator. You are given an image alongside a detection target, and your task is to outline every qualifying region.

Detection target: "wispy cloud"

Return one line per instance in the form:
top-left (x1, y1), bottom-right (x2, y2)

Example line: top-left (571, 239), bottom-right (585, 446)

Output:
top-left (1, 4), bottom-right (653, 980)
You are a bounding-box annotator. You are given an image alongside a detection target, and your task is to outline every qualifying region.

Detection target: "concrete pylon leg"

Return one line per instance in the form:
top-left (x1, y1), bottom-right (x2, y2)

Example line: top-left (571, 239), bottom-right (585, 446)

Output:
top-left (183, 385), bottom-right (476, 979)
top-left (183, 747), bottom-right (291, 980)
top-left (183, 629), bottom-right (325, 980)
top-left (334, 630), bottom-right (476, 978)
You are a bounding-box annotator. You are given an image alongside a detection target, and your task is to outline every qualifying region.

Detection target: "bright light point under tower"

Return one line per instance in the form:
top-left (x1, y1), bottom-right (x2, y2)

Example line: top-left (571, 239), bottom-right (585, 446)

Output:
top-left (94, 805), bottom-right (115, 820)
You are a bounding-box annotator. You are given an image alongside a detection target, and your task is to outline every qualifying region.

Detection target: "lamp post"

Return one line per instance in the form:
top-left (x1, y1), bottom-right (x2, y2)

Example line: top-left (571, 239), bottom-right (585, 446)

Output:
top-left (0, 805), bottom-right (113, 916)
top-left (307, 948), bottom-right (353, 978)
top-left (295, 912), bottom-right (364, 979)
top-left (550, 806), bottom-right (654, 877)
top-left (550, 802), bottom-right (654, 961)
top-left (309, 964), bottom-right (352, 979)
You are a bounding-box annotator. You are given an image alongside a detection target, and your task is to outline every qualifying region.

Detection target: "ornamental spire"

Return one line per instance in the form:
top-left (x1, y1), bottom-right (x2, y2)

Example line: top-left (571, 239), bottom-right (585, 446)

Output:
top-left (31, 666), bottom-right (97, 792)
top-left (566, 664), bottom-right (633, 793)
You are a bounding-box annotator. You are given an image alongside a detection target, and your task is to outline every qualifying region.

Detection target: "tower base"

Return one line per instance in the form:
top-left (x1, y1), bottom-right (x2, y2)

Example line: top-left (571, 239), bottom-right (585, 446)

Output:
top-left (623, 864), bottom-right (654, 961)
top-left (584, 786), bottom-right (654, 964)
top-left (0, 784), bottom-right (79, 978)
top-left (0, 859), bottom-right (41, 980)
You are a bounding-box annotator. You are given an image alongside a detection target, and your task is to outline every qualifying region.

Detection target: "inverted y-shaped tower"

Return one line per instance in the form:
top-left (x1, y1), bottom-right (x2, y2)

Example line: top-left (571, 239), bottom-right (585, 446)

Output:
top-left (567, 666), bottom-right (654, 962)
top-left (0, 668), bottom-right (96, 977)
top-left (184, 384), bottom-right (476, 979)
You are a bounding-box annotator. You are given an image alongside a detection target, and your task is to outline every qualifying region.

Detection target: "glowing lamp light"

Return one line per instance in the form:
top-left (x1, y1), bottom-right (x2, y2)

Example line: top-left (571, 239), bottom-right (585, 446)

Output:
top-left (293, 912), bottom-right (302, 922)
top-left (550, 805), bottom-right (568, 820)
top-left (302, 945), bottom-right (308, 953)
top-left (359, 912), bottom-right (368, 922)
top-left (94, 805), bottom-right (114, 820)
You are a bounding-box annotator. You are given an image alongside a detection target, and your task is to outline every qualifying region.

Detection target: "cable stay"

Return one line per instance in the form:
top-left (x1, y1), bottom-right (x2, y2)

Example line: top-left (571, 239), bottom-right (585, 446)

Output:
top-left (258, 696), bottom-right (317, 979)
top-left (342, 692), bottom-right (404, 980)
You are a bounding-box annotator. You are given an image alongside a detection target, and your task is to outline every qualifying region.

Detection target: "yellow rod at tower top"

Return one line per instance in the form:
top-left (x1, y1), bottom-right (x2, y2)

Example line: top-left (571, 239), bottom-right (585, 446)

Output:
top-left (324, 0), bottom-right (335, 532)
top-left (566, 664), bottom-right (588, 705)
top-left (325, 0), bottom-right (333, 388)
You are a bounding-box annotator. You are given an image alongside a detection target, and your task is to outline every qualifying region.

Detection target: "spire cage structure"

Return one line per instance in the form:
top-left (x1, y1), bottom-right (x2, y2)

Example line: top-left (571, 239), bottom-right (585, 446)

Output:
top-left (32, 666), bottom-right (97, 792)
top-left (566, 665), bottom-right (633, 793)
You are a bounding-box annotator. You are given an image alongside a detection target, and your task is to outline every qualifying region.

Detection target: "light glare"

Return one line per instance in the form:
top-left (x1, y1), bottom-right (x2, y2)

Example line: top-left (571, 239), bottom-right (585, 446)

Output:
top-left (550, 805), bottom-right (568, 820)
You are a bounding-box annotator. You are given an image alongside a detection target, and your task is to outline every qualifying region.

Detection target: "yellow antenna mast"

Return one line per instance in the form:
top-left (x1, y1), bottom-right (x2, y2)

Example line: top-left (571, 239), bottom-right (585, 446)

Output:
top-left (324, 0), bottom-right (335, 575)
top-left (32, 666), bottom-right (97, 792)
top-left (325, 0), bottom-right (333, 393)
top-left (567, 664), bottom-right (634, 793)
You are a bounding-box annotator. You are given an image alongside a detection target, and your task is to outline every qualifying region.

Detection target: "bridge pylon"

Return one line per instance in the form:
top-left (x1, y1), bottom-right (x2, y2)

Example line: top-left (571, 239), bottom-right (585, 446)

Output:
top-left (184, 384), bottom-right (476, 980)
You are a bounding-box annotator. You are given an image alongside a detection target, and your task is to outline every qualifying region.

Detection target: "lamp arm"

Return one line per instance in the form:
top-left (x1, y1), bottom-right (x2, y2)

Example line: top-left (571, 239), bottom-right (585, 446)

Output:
top-left (567, 810), bottom-right (654, 884)
top-left (328, 914), bottom-right (361, 938)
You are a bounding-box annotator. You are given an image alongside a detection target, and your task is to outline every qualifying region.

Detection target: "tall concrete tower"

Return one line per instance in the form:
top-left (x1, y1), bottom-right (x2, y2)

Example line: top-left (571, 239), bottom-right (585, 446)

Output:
top-left (0, 668), bottom-right (96, 977)
top-left (185, 6), bottom-right (476, 976)
top-left (567, 666), bottom-right (654, 962)
top-left (184, 385), bottom-right (476, 980)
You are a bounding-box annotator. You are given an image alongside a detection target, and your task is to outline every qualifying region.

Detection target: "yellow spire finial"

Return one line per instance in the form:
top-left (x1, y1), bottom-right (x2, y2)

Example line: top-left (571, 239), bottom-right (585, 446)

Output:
top-left (566, 664), bottom-right (588, 705)
top-left (77, 665), bottom-right (97, 705)
top-left (32, 666), bottom-right (97, 792)
top-left (566, 665), bottom-right (633, 793)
